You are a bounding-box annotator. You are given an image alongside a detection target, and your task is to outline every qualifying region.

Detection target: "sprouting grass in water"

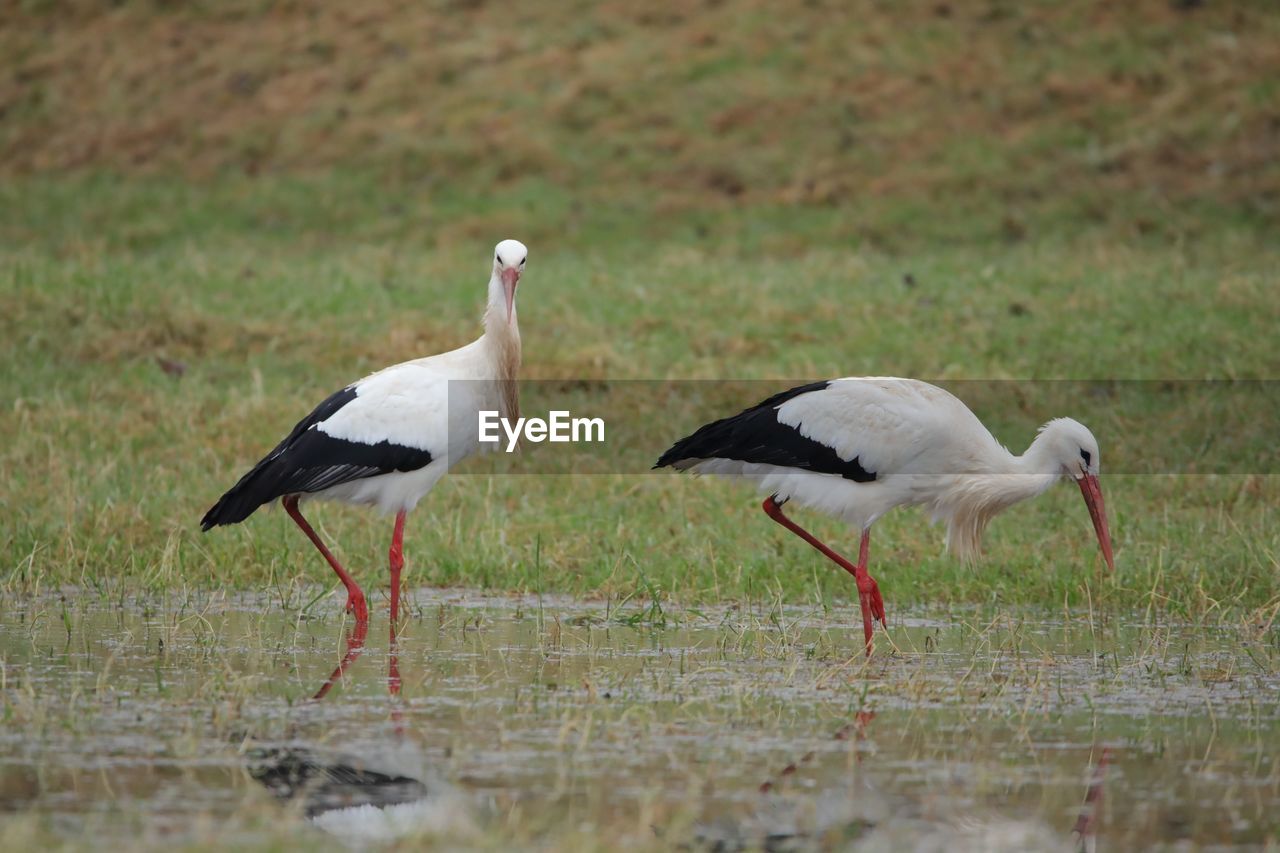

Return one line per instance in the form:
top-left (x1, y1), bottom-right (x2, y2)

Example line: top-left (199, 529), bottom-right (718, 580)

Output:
top-left (612, 571), bottom-right (669, 629)
top-left (5, 593), bottom-right (1278, 847)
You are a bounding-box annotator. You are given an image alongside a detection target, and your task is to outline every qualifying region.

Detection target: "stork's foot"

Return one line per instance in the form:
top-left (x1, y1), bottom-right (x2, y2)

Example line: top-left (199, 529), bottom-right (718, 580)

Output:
top-left (344, 589), bottom-right (369, 624)
top-left (857, 573), bottom-right (887, 627)
top-left (855, 573), bottom-right (886, 656)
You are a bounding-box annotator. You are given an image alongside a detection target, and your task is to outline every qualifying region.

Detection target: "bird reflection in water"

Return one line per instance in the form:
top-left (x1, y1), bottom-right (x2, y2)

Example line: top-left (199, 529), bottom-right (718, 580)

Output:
top-left (1071, 747), bottom-right (1111, 853)
top-left (245, 620), bottom-right (476, 843)
top-left (310, 617), bottom-right (370, 702)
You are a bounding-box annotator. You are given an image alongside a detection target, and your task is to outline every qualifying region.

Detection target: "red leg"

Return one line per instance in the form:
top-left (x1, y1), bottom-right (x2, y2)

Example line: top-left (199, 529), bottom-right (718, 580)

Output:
top-left (762, 496), bottom-right (886, 654)
top-left (283, 495), bottom-right (369, 624)
top-left (389, 510), bottom-right (407, 626)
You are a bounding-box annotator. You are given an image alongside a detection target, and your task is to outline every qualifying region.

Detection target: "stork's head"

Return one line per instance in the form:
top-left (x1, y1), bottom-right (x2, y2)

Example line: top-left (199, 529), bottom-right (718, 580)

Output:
top-left (1039, 418), bottom-right (1114, 572)
top-left (491, 239), bottom-right (528, 325)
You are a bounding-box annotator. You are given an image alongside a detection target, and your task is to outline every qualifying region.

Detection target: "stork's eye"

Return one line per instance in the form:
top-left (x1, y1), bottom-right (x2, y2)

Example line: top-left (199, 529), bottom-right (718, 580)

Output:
top-left (520, 258), bottom-right (526, 266)
top-left (1080, 448), bottom-right (1092, 465)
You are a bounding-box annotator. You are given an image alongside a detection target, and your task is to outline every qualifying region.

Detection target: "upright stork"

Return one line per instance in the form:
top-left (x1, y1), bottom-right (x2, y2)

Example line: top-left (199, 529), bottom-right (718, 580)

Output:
top-left (656, 377), bottom-right (1115, 653)
top-left (202, 240), bottom-right (529, 624)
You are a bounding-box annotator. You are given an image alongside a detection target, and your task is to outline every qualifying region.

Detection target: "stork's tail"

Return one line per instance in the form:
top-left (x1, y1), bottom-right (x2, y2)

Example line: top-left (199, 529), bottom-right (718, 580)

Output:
top-left (200, 459), bottom-right (283, 531)
top-left (200, 483), bottom-right (265, 531)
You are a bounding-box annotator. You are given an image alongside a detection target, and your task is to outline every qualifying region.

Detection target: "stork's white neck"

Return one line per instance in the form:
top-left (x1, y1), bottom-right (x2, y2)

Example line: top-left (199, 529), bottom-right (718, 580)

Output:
top-left (480, 271), bottom-right (521, 360)
top-left (480, 271), bottom-right (521, 420)
top-left (1013, 430), bottom-right (1072, 485)
top-left (971, 432), bottom-right (1065, 504)
top-left (940, 431), bottom-right (1063, 560)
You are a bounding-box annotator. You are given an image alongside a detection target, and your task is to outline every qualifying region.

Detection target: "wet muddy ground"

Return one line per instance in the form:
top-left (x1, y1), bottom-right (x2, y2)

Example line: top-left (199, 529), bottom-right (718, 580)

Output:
top-left (1, 589), bottom-right (1277, 850)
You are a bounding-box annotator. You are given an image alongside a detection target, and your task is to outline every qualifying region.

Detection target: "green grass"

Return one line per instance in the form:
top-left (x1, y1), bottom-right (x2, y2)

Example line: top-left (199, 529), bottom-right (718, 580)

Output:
top-left (1, 173), bottom-right (1277, 620)
top-left (2, 0), bottom-right (1278, 620)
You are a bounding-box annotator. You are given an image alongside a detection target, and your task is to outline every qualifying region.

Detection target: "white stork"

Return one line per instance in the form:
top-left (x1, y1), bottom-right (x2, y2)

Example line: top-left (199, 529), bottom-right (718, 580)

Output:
top-left (655, 378), bottom-right (1115, 653)
top-left (201, 239), bottom-right (529, 624)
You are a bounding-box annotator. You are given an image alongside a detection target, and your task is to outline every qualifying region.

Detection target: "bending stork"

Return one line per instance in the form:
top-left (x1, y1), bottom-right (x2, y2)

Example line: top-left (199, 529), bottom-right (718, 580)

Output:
top-left (655, 378), bottom-right (1115, 653)
top-left (202, 240), bottom-right (529, 624)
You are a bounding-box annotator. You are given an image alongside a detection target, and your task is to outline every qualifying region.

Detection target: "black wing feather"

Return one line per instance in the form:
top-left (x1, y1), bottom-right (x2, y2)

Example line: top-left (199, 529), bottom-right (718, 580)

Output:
top-left (654, 381), bottom-right (876, 482)
top-left (201, 385), bottom-right (434, 530)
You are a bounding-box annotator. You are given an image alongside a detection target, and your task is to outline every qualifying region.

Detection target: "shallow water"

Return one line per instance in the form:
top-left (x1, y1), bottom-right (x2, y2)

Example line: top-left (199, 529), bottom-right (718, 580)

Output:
top-left (0, 589), bottom-right (1277, 850)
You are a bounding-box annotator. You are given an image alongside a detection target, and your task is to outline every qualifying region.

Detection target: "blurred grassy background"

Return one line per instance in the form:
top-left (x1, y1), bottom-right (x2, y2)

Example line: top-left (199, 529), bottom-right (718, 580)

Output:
top-left (1, 0), bottom-right (1277, 617)
top-left (3, 0), bottom-right (1278, 244)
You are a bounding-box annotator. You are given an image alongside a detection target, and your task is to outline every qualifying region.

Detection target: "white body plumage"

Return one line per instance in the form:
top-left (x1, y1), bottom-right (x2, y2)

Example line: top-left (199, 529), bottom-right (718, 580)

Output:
top-left (306, 341), bottom-right (512, 515)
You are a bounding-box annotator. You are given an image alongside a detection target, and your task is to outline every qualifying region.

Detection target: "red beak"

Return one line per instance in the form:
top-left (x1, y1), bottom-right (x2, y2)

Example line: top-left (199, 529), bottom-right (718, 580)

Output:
top-left (501, 267), bottom-right (520, 324)
top-left (1077, 473), bottom-right (1115, 572)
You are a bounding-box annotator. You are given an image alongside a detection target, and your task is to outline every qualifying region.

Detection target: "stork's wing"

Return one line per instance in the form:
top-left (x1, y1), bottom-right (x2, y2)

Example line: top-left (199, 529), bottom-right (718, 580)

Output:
top-left (200, 365), bottom-right (450, 529)
top-left (655, 381), bottom-right (876, 480)
top-left (656, 377), bottom-right (982, 480)
top-left (774, 378), bottom-right (980, 477)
